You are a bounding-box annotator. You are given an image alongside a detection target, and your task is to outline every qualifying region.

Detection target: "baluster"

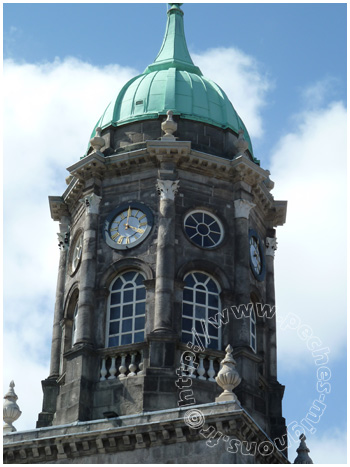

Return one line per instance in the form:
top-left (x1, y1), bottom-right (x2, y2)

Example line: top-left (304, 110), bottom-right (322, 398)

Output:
top-left (109, 356), bottom-right (117, 379)
top-left (207, 356), bottom-right (216, 382)
top-left (197, 355), bottom-right (206, 380)
top-left (100, 357), bottom-right (107, 381)
top-left (128, 352), bottom-right (137, 376)
top-left (137, 350), bottom-right (144, 375)
top-left (118, 353), bottom-right (127, 379)
top-left (188, 355), bottom-right (196, 378)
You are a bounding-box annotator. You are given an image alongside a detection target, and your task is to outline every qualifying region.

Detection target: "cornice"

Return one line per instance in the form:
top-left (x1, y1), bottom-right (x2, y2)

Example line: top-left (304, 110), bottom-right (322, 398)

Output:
top-left (3, 402), bottom-right (289, 464)
top-left (49, 142), bottom-right (286, 228)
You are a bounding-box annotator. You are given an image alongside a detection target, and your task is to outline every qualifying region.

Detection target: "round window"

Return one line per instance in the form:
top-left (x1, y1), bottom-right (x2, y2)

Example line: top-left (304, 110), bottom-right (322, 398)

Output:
top-left (184, 210), bottom-right (224, 249)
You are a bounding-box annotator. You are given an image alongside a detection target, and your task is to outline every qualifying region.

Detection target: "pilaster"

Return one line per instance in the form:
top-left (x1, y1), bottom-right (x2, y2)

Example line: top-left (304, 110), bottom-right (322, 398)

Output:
top-left (75, 193), bottom-right (101, 345)
top-left (265, 235), bottom-right (278, 380)
top-left (233, 198), bottom-right (255, 347)
top-left (151, 177), bottom-right (179, 335)
top-left (49, 216), bottom-right (70, 378)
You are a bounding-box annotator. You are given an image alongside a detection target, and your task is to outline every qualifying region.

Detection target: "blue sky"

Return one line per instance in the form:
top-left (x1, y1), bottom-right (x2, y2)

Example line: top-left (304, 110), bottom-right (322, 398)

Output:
top-left (3, 2), bottom-right (347, 463)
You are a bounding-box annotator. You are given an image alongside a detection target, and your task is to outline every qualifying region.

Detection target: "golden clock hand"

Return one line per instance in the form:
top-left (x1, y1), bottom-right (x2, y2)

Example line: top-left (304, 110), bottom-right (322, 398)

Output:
top-left (128, 225), bottom-right (145, 234)
top-left (125, 206), bottom-right (132, 229)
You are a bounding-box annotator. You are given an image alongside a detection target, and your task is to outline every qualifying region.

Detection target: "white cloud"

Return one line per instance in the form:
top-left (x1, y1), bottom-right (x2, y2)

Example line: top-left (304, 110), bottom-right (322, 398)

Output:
top-left (301, 76), bottom-right (340, 110)
top-left (192, 47), bottom-right (272, 139)
top-left (270, 99), bottom-right (347, 370)
top-left (3, 57), bottom-right (138, 431)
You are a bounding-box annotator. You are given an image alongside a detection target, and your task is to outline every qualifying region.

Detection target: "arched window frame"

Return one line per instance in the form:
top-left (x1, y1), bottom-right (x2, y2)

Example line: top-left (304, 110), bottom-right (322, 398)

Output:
top-left (106, 270), bottom-right (146, 348)
top-left (250, 307), bottom-right (257, 353)
top-left (250, 293), bottom-right (261, 354)
top-left (71, 302), bottom-right (79, 347)
top-left (181, 271), bottom-right (222, 350)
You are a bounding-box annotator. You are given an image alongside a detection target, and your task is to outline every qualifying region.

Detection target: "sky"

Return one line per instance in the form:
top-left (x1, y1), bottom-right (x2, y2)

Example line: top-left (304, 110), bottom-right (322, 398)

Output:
top-left (3, 2), bottom-right (347, 463)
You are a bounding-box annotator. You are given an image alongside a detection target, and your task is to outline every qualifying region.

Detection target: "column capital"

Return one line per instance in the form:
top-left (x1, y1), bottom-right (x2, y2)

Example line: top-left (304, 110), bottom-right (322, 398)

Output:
top-left (57, 231), bottom-right (70, 251)
top-left (156, 179), bottom-right (180, 201)
top-left (233, 198), bottom-right (256, 219)
top-left (266, 237), bottom-right (278, 257)
top-left (79, 193), bottom-right (102, 215)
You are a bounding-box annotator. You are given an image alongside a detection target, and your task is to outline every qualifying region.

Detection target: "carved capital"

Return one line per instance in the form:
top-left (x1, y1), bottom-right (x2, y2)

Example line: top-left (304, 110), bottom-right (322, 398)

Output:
top-left (79, 193), bottom-right (102, 215)
top-left (57, 231), bottom-right (70, 251)
top-left (57, 217), bottom-right (70, 250)
top-left (156, 179), bottom-right (179, 201)
top-left (265, 237), bottom-right (278, 257)
top-left (233, 199), bottom-right (255, 219)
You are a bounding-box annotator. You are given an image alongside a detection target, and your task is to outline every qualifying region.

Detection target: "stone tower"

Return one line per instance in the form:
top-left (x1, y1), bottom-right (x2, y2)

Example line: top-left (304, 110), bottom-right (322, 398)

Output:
top-left (33, 2), bottom-right (287, 459)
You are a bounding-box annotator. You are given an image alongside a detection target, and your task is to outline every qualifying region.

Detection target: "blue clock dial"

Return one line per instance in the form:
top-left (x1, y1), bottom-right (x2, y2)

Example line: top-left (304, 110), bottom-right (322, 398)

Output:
top-left (104, 202), bottom-right (153, 250)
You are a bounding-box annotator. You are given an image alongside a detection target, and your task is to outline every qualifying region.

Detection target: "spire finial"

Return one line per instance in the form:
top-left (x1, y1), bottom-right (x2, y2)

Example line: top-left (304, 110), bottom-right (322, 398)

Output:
top-left (215, 344), bottom-right (241, 403)
top-left (293, 434), bottom-right (314, 464)
top-left (3, 381), bottom-right (22, 434)
top-left (144, 4), bottom-right (202, 75)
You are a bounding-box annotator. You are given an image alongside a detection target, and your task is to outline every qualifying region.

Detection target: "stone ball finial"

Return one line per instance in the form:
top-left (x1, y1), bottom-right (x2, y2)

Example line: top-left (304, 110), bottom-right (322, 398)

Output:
top-left (215, 345), bottom-right (241, 403)
top-left (234, 129), bottom-right (249, 155)
top-left (3, 381), bottom-right (22, 434)
top-left (161, 110), bottom-right (177, 141)
top-left (294, 434), bottom-right (313, 464)
top-left (89, 126), bottom-right (105, 153)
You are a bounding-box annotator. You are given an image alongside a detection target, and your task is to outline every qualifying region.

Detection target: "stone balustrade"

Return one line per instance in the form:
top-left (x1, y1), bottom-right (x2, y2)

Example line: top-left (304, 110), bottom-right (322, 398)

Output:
top-left (99, 347), bottom-right (145, 381)
top-left (178, 344), bottom-right (224, 382)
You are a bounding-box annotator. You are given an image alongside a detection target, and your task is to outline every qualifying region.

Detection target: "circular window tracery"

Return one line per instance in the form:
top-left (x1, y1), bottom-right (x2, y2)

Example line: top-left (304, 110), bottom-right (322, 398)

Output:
top-left (184, 210), bottom-right (224, 249)
top-left (70, 233), bottom-right (83, 274)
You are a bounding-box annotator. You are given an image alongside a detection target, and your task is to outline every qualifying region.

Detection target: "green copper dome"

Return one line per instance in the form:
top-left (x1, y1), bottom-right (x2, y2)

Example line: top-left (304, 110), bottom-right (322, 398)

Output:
top-left (91, 4), bottom-right (253, 155)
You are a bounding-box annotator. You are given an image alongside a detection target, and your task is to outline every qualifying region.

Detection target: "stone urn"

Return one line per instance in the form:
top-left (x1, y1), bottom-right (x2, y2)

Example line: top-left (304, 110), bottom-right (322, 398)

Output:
top-left (89, 126), bottom-right (105, 152)
top-left (215, 345), bottom-right (241, 403)
top-left (3, 381), bottom-right (21, 433)
top-left (234, 129), bottom-right (249, 155)
top-left (161, 110), bottom-right (177, 140)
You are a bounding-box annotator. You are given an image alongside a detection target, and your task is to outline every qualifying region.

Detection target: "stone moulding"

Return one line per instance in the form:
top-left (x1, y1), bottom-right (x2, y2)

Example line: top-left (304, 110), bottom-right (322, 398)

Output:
top-left (3, 402), bottom-right (289, 464)
top-left (55, 142), bottom-right (286, 228)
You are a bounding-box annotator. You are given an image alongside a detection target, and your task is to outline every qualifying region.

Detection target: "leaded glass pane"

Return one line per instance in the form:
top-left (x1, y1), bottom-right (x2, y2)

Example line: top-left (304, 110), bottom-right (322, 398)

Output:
top-left (109, 321), bottom-right (119, 335)
top-left (123, 304), bottom-right (133, 318)
top-left (109, 336), bottom-right (119, 347)
top-left (182, 318), bottom-right (192, 332)
top-left (134, 331), bottom-right (144, 343)
top-left (136, 288), bottom-right (146, 300)
top-left (135, 316), bottom-right (145, 331)
top-left (110, 306), bottom-right (120, 320)
top-left (121, 334), bottom-right (132, 345)
top-left (110, 292), bottom-right (121, 306)
top-left (135, 302), bottom-right (145, 315)
top-left (123, 289), bottom-right (134, 303)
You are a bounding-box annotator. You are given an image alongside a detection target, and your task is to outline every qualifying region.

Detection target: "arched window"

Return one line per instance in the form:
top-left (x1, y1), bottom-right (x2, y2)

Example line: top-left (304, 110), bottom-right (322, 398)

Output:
top-left (250, 308), bottom-right (257, 353)
top-left (250, 294), bottom-right (259, 353)
top-left (71, 302), bottom-right (79, 346)
top-left (181, 272), bottom-right (221, 350)
top-left (107, 270), bottom-right (146, 348)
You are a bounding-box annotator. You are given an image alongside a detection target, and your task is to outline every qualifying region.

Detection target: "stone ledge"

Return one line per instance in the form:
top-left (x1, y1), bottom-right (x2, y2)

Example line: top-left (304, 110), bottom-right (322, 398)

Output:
top-left (4, 402), bottom-right (289, 464)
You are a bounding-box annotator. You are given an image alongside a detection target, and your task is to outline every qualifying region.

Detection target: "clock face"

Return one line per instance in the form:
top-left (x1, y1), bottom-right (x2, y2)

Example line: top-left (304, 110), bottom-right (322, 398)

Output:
top-left (184, 210), bottom-right (224, 249)
top-left (71, 233), bottom-right (83, 274)
top-left (104, 202), bottom-right (153, 250)
top-left (250, 236), bottom-right (262, 275)
top-left (249, 229), bottom-right (266, 281)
